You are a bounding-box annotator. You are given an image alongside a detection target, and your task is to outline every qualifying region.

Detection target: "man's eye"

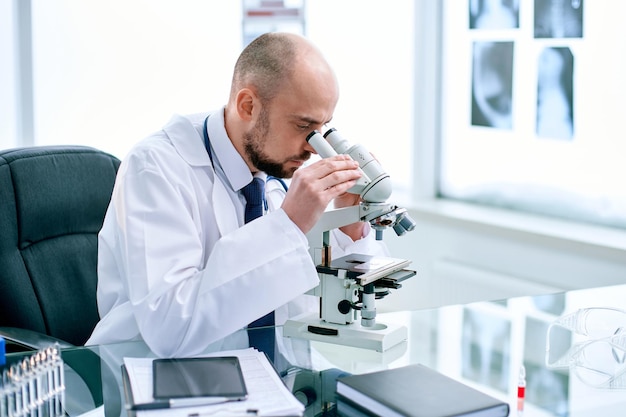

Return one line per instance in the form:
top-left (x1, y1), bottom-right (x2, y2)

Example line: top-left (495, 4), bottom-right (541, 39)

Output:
top-left (297, 125), bottom-right (311, 131)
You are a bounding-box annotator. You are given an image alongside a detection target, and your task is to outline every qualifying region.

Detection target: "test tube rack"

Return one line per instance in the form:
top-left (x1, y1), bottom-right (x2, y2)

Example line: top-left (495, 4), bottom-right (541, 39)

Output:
top-left (0, 343), bottom-right (65, 417)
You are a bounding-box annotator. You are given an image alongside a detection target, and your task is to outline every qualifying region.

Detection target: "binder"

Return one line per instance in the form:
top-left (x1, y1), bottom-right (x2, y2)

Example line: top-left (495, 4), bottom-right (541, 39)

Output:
top-left (335, 364), bottom-right (509, 417)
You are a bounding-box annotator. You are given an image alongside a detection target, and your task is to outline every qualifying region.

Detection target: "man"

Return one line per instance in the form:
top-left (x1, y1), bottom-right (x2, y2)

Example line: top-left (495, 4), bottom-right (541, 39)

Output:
top-left (87, 32), bottom-right (388, 357)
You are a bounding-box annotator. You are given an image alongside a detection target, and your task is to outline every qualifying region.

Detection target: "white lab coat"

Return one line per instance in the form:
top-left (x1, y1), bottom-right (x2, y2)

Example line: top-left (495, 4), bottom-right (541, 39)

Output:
top-left (86, 109), bottom-right (388, 357)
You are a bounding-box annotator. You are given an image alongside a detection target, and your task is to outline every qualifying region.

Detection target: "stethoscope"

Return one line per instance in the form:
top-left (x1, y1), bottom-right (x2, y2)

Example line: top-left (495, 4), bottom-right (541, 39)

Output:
top-left (202, 116), bottom-right (289, 211)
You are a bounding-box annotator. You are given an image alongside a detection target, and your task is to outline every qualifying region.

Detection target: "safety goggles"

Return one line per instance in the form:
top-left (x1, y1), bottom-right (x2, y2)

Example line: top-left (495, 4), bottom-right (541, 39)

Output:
top-left (545, 307), bottom-right (626, 389)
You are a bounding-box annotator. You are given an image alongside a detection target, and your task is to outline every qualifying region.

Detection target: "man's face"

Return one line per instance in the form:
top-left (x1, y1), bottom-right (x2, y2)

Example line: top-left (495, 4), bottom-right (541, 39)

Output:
top-left (243, 105), bottom-right (311, 179)
top-left (243, 78), bottom-right (338, 178)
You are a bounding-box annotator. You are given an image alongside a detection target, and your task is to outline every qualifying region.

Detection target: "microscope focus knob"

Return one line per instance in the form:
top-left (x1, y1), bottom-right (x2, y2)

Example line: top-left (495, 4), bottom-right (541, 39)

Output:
top-left (338, 299), bottom-right (352, 315)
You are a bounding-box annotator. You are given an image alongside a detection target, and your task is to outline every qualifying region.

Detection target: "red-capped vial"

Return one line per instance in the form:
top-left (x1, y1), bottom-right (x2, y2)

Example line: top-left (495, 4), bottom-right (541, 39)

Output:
top-left (517, 365), bottom-right (526, 415)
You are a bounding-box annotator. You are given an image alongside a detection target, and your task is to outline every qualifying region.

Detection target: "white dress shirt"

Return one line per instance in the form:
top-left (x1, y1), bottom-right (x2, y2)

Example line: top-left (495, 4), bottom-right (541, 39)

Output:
top-left (87, 108), bottom-right (388, 357)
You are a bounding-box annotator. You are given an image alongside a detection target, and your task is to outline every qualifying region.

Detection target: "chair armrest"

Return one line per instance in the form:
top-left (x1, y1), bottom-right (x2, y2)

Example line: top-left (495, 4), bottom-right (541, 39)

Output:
top-left (0, 327), bottom-right (75, 351)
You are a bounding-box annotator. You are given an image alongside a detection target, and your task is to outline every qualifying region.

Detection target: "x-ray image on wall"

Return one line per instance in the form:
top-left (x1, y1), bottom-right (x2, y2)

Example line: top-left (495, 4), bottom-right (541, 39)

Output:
top-left (536, 47), bottom-right (574, 140)
top-left (534, 0), bottom-right (584, 38)
top-left (469, 0), bottom-right (520, 29)
top-left (471, 41), bottom-right (514, 129)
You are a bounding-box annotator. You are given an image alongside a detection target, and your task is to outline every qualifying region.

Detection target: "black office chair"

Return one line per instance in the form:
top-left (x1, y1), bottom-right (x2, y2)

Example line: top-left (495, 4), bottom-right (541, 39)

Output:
top-left (0, 145), bottom-right (120, 348)
top-left (0, 145), bottom-right (122, 415)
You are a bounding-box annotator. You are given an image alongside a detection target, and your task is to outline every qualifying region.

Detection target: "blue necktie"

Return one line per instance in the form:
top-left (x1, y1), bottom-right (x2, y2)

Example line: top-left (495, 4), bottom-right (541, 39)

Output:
top-left (242, 177), bottom-right (265, 224)
top-left (243, 177), bottom-right (275, 357)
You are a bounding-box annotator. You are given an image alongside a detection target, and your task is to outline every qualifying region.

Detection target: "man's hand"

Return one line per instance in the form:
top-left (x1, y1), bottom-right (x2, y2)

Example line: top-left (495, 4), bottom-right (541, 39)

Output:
top-left (281, 155), bottom-right (361, 234)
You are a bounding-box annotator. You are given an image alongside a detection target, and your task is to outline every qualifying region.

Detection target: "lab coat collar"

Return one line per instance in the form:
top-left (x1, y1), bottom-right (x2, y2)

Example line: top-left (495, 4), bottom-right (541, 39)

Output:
top-left (163, 110), bottom-right (267, 192)
top-left (207, 108), bottom-right (267, 190)
top-left (163, 113), bottom-right (212, 168)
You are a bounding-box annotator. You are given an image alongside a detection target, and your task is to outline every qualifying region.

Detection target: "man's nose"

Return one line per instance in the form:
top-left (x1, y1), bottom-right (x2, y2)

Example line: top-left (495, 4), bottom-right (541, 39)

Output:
top-left (303, 137), bottom-right (317, 154)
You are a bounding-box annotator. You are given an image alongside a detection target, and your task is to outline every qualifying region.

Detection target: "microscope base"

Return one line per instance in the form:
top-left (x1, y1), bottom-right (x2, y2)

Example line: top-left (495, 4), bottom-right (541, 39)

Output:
top-left (283, 314), bottom-right (407, 352)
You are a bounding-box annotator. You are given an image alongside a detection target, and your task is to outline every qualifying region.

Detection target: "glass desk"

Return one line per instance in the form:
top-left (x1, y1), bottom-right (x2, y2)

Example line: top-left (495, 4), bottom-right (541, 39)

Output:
top-left (5, 283), bottom-right (626, 417)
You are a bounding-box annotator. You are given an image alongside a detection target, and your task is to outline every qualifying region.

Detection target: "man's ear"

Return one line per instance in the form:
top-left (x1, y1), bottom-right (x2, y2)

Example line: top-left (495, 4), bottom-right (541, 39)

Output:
top-left (236, 88), bottom-right (257, 122)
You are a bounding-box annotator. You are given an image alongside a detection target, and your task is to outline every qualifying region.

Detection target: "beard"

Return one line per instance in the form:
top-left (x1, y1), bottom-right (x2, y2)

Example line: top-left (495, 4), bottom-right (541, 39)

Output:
top-left (243, 108), bottom-right (310, 179)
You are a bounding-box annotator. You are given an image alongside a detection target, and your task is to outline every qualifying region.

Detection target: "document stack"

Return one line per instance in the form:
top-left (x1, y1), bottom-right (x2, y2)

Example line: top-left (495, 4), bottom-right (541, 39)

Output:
top-left (0, 343), bottom-right (65, 417)
top-left (123, 347), bottom-right (305, 416)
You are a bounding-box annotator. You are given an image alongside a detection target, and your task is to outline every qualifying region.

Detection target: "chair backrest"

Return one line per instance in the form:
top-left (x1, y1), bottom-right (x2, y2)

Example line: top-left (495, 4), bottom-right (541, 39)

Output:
top-left (0, 146), bottom-right (120, 345)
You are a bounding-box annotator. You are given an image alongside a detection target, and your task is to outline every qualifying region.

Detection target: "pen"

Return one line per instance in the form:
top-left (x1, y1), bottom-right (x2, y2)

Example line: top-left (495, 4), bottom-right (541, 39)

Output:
top-left (188, 411), bottom-right (302, 417)
top-left (127, 397), bottom-right (234, 411)
top-left (188, 409), bottom-right (259, 417)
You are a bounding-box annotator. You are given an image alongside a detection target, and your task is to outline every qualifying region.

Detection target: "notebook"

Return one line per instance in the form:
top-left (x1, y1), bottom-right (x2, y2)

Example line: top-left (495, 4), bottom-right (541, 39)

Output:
top-left (336, 364), bottom-right (509, 417)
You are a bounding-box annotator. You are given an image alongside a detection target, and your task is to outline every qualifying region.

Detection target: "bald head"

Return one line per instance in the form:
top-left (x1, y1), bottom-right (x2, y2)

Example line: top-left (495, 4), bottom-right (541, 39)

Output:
top-left (230, 32), bottom-right (335, 104)
top-left (225, 33), bottom-right (339, 176)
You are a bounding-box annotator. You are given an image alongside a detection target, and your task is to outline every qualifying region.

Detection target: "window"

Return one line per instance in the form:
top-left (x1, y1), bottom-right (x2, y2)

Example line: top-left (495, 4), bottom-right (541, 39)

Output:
top-left (439, 0), bottom-right (626, 229)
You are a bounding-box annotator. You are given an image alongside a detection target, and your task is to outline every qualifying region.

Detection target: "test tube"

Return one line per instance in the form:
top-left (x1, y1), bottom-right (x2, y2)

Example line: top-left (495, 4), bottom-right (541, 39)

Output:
top-left (10, 364), bottom-right (22, 417)
top-left (52, 344), bottom-right (64, 417)
top-left (0, 369), bottom-right (7, 417)
top-left (517, 365), bottom-right (526, 416)
top-left (33, 353), bottom-right (43, 411)
top-left (20, 358), bottom-right (32, 415)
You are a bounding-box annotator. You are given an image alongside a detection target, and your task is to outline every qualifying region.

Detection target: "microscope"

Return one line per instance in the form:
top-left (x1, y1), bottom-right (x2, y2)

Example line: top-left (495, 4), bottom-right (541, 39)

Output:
top-left (283, 128), bottom-right (417, 352)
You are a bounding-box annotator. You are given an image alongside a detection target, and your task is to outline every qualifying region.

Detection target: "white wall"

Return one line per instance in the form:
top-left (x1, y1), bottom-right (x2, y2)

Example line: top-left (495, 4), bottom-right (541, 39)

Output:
top-left (30, 0), bottom-right (243, 159)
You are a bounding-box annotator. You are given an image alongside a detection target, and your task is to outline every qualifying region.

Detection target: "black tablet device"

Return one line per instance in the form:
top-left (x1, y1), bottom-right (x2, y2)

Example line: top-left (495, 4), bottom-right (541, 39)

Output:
top-left (152, 356), bottom-right (248, 400)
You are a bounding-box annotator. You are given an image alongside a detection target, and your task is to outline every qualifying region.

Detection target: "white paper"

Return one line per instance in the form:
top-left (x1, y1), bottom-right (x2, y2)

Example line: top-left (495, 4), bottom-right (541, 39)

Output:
top-left (123, 348), bottom-right (304, 417)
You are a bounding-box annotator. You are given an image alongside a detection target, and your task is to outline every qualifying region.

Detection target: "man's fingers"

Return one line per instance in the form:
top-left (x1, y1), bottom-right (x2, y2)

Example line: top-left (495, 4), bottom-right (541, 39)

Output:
top-left (281, 155), bottom-right (363, 233)
top-left (311, 156), bottom-right (361, 189)
top-left (326, 179), bottom-right (358, 197)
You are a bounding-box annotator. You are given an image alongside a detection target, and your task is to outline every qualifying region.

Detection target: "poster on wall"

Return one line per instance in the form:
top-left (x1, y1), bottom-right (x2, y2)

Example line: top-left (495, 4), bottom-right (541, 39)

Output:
top-left (241, 0), bottom-right (306, 47)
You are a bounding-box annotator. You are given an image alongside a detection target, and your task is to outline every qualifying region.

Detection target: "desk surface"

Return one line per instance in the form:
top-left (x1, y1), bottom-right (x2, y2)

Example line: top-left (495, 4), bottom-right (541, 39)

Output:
top-left (7, 283), bottom-right (626, 417)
